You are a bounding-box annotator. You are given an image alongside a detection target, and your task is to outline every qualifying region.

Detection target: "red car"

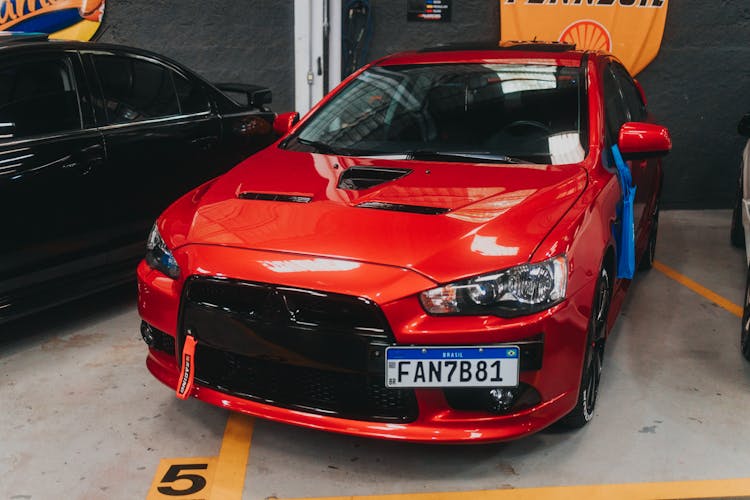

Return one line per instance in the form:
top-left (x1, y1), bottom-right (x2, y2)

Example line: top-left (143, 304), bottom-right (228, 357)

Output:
top-left (137, 42), bottom-right (671, 443)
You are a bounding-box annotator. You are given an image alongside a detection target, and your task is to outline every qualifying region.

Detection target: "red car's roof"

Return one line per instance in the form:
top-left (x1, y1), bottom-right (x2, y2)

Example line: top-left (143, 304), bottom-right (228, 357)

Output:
top-left (377, 49), bottom-right (588, 68)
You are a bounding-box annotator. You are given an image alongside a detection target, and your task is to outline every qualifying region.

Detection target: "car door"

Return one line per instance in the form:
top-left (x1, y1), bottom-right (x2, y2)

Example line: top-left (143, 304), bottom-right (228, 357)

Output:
top-left (83, 50), bottom-right (222, 261)
top-left (0, 50), bottom-right (106, 293)
top-left (601, 62), bottom-right (648, 249)
top-left (610, 62), bottom-right (658, 252)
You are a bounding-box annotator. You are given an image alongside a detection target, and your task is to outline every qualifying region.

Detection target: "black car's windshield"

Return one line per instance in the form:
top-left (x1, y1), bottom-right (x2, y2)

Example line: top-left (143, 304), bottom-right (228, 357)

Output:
top-left (283, 63), bottom-right (587, 165)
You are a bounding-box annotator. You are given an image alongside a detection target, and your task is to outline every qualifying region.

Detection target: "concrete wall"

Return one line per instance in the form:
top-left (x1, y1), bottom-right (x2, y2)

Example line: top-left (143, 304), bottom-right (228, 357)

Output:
top-left (98, 0), bottom-right (295, 111)
top-left (636, 2), bottom-right (749, 209)
top-left (367, 0), bottom-right (500, 61)
top-left (98, 1), bottom-right (746, 208)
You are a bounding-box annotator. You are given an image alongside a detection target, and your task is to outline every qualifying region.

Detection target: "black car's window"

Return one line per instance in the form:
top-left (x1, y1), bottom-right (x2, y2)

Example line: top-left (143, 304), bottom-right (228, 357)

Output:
top-left (603, 65), bottom-right (629, 145)
top-left (284, 63), bottom-right (587, 165)
top-left (0, 57), bottom-right (81, 139)
top-left (173, 72), bottom-right (210, 114)
top-left (94, 55), bottom-right (179, 124)
top-left (612, 63), bottom-right (647, 122)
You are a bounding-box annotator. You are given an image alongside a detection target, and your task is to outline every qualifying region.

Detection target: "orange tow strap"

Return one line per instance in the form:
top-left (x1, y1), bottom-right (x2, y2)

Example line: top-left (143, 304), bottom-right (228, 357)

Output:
top-left (176, 334), bottom-right (197, 400)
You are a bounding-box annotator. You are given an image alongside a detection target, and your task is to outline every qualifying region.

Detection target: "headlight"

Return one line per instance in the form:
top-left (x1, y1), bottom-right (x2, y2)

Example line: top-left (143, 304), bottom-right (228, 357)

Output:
top-left (419, 256), bottom-right (567, 317)
top-left (145, 224), bottom-right (180, 279)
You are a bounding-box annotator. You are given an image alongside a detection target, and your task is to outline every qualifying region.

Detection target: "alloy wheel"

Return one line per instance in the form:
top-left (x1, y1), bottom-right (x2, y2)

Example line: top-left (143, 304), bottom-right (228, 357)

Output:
top-left (559, 266), bottom-right (611, 428)
top-left (584, 268), bottom-right (609, 420)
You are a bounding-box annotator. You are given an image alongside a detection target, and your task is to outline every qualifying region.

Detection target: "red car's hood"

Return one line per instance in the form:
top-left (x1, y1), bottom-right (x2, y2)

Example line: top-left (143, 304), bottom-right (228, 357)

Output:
top-left (168, 148), bottom-right (587, 283)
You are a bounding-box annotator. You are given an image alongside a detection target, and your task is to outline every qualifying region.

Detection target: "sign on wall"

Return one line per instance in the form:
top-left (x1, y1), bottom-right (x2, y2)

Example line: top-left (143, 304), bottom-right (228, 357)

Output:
top-left (407, 0), bottom-right (451, 22)
top-left (0, 0), bottom-right (106, 42)
top-left (500, 0), bottom-right (669, 75)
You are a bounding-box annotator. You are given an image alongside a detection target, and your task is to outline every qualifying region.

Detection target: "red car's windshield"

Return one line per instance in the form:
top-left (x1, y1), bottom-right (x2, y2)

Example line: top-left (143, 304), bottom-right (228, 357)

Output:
top-left (284, 63), bottom-right (587, 165)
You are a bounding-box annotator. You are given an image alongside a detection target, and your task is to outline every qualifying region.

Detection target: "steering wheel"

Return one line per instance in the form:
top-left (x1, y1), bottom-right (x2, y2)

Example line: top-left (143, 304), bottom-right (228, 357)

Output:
top-left (500, 120), bottom-right (551, 135)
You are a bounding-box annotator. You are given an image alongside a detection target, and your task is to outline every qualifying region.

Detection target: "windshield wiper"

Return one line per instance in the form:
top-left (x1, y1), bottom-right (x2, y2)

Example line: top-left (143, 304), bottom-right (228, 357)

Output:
top-left (295, 137), bottom-right (342, 155)
top-left (406, 150), bottom-right (535, 164)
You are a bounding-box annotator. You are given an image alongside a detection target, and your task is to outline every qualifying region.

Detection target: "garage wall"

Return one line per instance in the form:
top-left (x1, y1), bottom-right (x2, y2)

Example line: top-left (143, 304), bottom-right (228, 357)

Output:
top-left (635, 2), bottom-right (749, 209)
top-left (97, 0), bottom-right (295, 112)
top-left (366, 1), bottom-right (500, 61)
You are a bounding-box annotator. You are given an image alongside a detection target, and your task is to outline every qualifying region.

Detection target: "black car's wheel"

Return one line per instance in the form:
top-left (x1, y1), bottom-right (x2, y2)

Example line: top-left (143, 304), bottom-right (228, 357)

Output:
top-left (731, 168), bottom-right (745, 248)
top-left (559, 266), bottom-right (611, 429)
top-left (742, 264), bottom-right (750, 362)
top-left (639, 200), bottom-right (659, 271)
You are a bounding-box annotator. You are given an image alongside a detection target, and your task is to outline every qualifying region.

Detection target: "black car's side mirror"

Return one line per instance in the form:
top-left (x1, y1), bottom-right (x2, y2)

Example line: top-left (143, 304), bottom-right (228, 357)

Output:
top-left (0, 121), bottom-right (15, 139)
top-left (249, 88), bottom-right (272, 109)
top-left (214, 83), bottom-right (272, 109)
top-left (738, 113), bottom-right (750, 137)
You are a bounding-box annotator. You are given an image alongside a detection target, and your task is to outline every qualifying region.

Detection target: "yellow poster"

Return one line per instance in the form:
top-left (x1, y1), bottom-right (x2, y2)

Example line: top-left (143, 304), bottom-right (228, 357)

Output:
top-left (500, 0), bottom-right (669, 75)
top-left (0, 0), bottom-right (106, 42)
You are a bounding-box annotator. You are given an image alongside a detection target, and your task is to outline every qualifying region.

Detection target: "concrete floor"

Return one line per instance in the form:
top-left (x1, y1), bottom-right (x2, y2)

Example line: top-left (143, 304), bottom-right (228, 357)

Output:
top-left (1, 210), bottom-right (749, 500)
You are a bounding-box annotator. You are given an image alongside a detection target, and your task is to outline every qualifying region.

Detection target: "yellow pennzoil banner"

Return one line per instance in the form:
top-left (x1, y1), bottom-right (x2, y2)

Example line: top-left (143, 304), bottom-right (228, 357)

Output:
top-left (0, 0), bottom-right (105, 42)
top-left (500, 0), bottom-right (669, 75)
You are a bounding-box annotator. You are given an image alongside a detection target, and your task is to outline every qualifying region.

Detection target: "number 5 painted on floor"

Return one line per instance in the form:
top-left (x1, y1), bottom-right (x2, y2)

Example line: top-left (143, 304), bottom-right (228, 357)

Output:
top-left (147, 457), bottom-right (216, 499)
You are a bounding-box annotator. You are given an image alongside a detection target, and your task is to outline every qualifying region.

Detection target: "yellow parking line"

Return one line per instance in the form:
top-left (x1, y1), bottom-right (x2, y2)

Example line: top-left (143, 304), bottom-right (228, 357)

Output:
top-left (284, 478), bottom-right (750, 500)
top-left (209, 413), bottom-right (255, 500)
top-left (653, 260), bottom-right (743, 318)
top-left (146, 413), bottom-right (253, 499)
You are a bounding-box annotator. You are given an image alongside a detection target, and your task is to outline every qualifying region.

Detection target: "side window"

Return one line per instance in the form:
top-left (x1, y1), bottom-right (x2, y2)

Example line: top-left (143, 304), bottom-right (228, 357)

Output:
top-left (93, 55), bottom-right (179, 124)
top-left (173, 72), bottom-right (210, 114)
top-left (0, 57), bottom-right (81, 139)
top-left (612, 63), bottom-right (647, 122)
top-left (602, 65), bottom-right (629, 145)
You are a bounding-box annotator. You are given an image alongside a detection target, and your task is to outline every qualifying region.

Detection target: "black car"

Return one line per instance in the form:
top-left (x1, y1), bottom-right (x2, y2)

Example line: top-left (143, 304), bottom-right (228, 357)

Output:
top-left (0, 33), bottom-right (276, 323)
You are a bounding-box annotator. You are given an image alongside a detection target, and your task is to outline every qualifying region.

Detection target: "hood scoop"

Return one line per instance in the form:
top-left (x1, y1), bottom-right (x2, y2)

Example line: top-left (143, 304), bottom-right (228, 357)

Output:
top-left (337, 166), bottom-right (411, 190)
top-left (238, 192), bottom-right (312, 203)
top-left (356, 201), bottom-right (449, 215)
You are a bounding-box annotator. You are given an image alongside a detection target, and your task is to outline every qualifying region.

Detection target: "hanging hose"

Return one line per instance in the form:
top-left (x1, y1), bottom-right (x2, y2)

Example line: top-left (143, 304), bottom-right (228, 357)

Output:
top-left (342, 0), bottom-right (373, 78)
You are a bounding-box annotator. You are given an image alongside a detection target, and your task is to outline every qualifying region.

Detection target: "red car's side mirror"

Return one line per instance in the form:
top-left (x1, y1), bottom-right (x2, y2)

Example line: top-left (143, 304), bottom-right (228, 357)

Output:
top-left (273, 111), bottom-right (300, 137)
top-left (618, 122), bottom-right (672, 160)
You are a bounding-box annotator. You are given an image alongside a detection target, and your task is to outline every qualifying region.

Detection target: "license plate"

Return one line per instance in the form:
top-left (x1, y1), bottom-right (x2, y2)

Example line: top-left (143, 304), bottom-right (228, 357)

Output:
top-left (385, 346), bottom-right (520, 388)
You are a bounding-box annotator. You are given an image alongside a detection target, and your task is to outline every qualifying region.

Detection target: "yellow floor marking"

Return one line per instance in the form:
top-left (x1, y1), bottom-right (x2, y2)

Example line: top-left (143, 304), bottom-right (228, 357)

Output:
top-left (146, 414), bottom-right (254, 500)
top-left (146, 456), bottom-right (217, 500)
top-left (284, 478), bottom-right (750, 500)
top-left (654, 260), bottom-right (743, 318)
top-left (207, 413), bottom-right (254, 500)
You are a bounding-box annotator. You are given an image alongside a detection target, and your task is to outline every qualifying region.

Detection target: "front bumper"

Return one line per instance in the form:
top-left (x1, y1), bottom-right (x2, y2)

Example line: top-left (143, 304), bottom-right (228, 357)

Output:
top-left (137, 246), bottom-right (594, 443)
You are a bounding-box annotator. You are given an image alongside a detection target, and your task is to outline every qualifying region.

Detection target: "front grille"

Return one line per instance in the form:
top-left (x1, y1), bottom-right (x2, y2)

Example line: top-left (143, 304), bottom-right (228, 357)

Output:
top-left (180, 277), bottom-right (418, 422)
top-left (195, 345), bottom-right (417, 422)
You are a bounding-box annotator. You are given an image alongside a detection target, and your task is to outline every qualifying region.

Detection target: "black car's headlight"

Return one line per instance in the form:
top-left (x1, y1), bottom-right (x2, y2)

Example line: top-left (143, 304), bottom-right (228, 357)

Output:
top-left (419, 256), bottom-right (567, 317)
top-left (145, 224), bottom-right (180, 279)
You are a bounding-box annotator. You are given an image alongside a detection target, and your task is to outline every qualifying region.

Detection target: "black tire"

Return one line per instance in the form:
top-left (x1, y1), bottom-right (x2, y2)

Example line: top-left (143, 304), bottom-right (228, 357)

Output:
top-left (559, 266), bottom-right (611, 429)
top-left (639, 200), bottom-right (659, 271)
top-left (742, 264), bottom-right (750, 362)
top-left (731, 169), bottom-right (745, 248)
